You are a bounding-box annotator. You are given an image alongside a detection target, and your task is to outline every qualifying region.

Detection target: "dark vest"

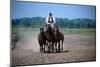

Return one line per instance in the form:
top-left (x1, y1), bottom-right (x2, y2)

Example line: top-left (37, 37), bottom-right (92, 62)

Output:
top-left (48, 16), bottom-right (54, 23)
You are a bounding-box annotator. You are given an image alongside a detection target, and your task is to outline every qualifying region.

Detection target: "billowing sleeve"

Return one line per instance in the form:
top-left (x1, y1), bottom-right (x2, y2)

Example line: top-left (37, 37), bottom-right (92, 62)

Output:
top-left (53, 17), bottom-right (56, 24)
top-left (46, 17), bottom-right (48, 24)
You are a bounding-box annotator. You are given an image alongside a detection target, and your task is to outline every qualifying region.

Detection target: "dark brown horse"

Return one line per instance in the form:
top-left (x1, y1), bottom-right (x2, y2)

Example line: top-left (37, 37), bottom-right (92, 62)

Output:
top-left (54, 26), bottom-right (64, 52)
top-left (38, 28), bottom-right (47, 52)
top-left (44, 25), bottom-right (55, 53)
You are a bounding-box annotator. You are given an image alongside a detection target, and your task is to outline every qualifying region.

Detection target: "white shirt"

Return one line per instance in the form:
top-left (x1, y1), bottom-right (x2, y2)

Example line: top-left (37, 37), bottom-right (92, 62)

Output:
top-left (46, 16), bottom-right (56, 24)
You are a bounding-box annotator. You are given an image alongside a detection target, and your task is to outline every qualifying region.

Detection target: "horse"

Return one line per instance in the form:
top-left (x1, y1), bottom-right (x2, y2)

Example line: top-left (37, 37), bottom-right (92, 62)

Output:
top-left (38, 28), bottom-right (47, 52)
top-left (54, 26), bottom-right (64, 52)
top-left (44, 24), bottom-right (55, 53)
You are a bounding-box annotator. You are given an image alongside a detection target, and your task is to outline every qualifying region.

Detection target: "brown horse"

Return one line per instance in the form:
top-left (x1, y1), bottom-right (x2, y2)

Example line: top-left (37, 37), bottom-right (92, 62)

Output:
top-left (54, 26), bottom-right (64, 52)
top-left (44, 25), bottom-right (55, 53)
top-left (38, 28), bottom-right (47, 52)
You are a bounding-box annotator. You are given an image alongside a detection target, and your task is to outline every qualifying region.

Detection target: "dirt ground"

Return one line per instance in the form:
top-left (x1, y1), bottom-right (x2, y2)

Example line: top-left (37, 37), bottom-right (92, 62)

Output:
top-left (12, 33), bottom-right (96, 66)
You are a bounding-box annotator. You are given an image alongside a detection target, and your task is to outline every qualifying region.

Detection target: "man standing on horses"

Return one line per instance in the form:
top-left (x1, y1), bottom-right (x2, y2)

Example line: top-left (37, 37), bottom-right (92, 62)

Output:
top-left (46, 13), bottom-right (56, 30)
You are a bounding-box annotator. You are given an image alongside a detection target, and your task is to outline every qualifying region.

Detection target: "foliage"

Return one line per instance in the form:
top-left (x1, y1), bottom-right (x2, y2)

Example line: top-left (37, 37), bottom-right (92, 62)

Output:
top-left (12, 17), bottom-right (96, 28)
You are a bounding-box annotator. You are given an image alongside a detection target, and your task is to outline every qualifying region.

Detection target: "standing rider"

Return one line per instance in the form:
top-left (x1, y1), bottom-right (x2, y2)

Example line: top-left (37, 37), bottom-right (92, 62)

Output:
top-left (46, 13), bottom-right (56, 30)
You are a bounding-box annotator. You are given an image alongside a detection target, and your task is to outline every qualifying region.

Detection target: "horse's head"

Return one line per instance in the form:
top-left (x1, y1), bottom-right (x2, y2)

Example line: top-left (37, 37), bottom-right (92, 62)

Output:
top-left (46, 24), bottom-right (53, 33)
top-left (40, 28), bottom-right (44, 33)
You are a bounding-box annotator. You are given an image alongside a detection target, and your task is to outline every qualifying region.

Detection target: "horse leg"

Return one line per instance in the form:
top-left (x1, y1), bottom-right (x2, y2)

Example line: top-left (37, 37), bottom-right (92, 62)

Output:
top-left (43, 45), bottom-right (45, 52)
top-left (55, 42), bottom-right (57, 52)
top-left (58, 41), bottom-right (60, 52)
top-left (40, 46), bottom-right (41, 52)
top-left (42, 44), bottom-right (44, 53)
top-left (49, 42), bottom-right (52, 52)
top-left (51, 42), bottom-right (54, 52)
top-left (61, 40), bottom-right (63, 51)
top-left (47, 42), bottom-right (50, 53)
top-left (40, 45), bottom-right (42, 52)
top-left (52, 42), bottom-right (55, 52)
top-left (41, 45), bottom-right (44, 52)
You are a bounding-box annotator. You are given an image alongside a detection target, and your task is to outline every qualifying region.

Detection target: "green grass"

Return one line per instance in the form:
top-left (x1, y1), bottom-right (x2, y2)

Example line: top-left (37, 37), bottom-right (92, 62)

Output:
top-left (12, 27), bottom-right (19, 33)
top-left (61, 28), bottom-right (96, 35)
top-left (12, 27), bottom-right (96, 35)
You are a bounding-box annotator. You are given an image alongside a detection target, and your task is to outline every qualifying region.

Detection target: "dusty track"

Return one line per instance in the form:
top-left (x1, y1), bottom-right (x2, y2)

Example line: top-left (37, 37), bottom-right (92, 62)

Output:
top-left (12, 34), bottom-right (96, 66)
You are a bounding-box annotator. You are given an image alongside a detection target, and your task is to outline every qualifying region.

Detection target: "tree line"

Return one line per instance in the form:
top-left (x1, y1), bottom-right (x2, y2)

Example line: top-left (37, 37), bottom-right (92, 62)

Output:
top-left (12, 17), bottom-right (96, 28)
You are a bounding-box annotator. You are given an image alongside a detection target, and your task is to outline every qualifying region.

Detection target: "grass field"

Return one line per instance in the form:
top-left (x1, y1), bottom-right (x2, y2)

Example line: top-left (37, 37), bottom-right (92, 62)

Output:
top-left (12, 27), bottom-right (96, 49)
top-left (61, 28), bottom-right (95, 35)
top-left (12, 27), bottom-right (96, 35)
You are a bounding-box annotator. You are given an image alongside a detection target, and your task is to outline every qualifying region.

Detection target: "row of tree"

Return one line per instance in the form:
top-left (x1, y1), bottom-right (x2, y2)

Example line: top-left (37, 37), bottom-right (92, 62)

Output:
top-left (12, 17), bottom-right (96, 28)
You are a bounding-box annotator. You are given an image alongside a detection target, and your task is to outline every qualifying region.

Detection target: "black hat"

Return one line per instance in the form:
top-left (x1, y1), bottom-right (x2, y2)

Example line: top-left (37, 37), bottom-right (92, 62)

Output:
top-left (49, 13), bottom-right (52, 16)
